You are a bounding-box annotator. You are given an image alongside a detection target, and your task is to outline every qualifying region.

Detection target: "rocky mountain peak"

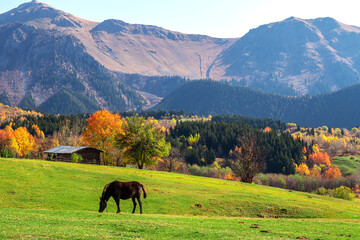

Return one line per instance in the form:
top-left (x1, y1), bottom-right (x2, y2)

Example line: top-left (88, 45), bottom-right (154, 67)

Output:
top-left (0, 1), bottom-right (82, 28)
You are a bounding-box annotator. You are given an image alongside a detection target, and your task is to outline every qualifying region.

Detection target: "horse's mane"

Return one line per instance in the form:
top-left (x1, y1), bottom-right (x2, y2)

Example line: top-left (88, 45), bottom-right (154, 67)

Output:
top-left (101, 183), bottom-right (111, 198)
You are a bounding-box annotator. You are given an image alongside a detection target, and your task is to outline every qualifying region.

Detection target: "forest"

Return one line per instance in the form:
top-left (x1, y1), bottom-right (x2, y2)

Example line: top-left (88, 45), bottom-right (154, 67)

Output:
top-left (0, 109), bottom-right (358, 197)
top-left (155, 80), bottom-right (360, 128)
top-left (169, 120), bottom-right (307, 174)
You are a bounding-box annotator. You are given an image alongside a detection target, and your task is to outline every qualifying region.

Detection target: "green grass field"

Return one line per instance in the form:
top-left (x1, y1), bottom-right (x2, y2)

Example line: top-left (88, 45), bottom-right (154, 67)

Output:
top-left (333, 155), bottom-right (360, 176)
top-left (1, 158), bottom-right (360, 239)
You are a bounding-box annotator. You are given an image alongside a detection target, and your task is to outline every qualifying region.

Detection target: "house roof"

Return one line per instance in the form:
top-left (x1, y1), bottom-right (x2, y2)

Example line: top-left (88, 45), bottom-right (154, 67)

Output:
top-left (44, 145), bottom-right (103, 154)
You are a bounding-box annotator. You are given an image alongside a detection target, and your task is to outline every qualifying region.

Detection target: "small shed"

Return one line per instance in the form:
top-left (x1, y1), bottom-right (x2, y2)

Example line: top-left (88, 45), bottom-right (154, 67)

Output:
top-left (44, 145), bottom-right (103, 164)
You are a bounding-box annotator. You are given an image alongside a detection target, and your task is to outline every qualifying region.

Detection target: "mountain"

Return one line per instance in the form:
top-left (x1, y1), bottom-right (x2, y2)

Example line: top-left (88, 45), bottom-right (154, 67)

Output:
top-left (0, 1), bottom-right (233, 79)
top-left (208, 17), bottom-right (360, 95)
top-left (0, 1), bottom-right (233, 113)
top-left (154, 80), bottom-right (360, 128)
top-left (2, 1), bottom-right (360, 114)
top-left (0, 22), bottom-right (143, 114)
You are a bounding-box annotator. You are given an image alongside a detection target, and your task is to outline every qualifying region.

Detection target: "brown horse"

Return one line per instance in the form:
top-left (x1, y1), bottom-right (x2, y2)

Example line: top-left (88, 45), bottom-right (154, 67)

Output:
top-left (99, 181), bottom-right (147, 214)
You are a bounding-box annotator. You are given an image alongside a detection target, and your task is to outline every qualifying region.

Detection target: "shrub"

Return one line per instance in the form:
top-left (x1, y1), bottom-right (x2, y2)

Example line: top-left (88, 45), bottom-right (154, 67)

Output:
top-left (71, 153), bottom-right (83, 163)
top-left (253, 173), bottom-right (269, 185)
top-left (313, 186), bottom-right (353, 200)
top-left (330, 186), bottom-right (353, 200)
top-left (1, 148), bottom-right (9, 158)
top-left (188, 164), bottom-right (232, 179)
top-left (254, 172), bottom-right (360, 194)
top-left (313, 187), bottom-right (329, 196)
top-left (1, 148), bottom-right (15, 158)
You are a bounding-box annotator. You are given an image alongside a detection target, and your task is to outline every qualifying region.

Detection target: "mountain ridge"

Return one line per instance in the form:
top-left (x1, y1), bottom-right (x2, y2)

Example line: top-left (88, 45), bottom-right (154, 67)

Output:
top-left (1, 1), bottom-right (360, 114)
top-left (208, 16), bottom-right (360, 95)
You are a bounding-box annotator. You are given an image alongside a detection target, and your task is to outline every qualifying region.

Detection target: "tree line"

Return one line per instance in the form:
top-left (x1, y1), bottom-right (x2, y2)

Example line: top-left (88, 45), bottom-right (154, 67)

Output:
top-left (155, 80), bottom-right (360, 128)
top-left (169, 120), bottom-right (308, 175)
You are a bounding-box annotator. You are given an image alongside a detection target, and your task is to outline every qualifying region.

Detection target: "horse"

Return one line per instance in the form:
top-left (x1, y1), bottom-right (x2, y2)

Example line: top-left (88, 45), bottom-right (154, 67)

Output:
top-left (99, 181), bottom-right (147, 214)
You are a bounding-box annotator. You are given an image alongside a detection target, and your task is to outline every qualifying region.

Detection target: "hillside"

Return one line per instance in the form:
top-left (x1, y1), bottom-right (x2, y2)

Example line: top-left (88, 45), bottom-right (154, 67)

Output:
top-left (154, 80), bottom-right (360, 128)
top-left (0, 22), bottom-right (144, 113)
top-left (1, 158), bottom-right (359, 218)
top-left (1, 158), bottom-right (360, 239)
top-left (0, 103), bottom-right (42, 123)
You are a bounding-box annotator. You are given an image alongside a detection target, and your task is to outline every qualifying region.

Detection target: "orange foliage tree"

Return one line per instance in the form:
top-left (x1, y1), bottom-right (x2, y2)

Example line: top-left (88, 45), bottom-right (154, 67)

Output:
top-left (82, 110), bottom-right (123, 164)
top-left (325, 165), bottom-right (342, 179)
top-left (307, 151), bottom-right (331, 168)
top-left (0, 129), bottom-right (12, 153)
top-left (263, 126), bottom-right (271, 133)
top-left (224, 172), bottom-right (235, 180)
top-left (2, 125), bottom-right (19, 156)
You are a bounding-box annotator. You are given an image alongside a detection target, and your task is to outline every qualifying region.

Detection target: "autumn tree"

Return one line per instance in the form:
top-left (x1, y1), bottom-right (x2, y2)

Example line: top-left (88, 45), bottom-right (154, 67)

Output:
top-left (31, 124), bottom-right (45, 140)
top-left (157, 148), bottom-right (185, 172)
top-left (229, 131), bottom-right (265, 183)
top-left (0, 129), bottom-right (13, 157)
top-left (2, 125), bottom-right (19, 156)
top-left (307, 151), bottom-right (331, 168)
top-left (0, 129), bottom-right (11, 149)
top-left (325, 165), bottom-right (342, 179)
top-left (296, 163), bottom-right (310, 176)
top-left (115, 116), bottom-right (170, 169)
top-left (187, 133), bottom-right (200, 147)
top-left (82, 110), bottom-right (123, 165)
top-left (13, 127), bottom-right (35, 157)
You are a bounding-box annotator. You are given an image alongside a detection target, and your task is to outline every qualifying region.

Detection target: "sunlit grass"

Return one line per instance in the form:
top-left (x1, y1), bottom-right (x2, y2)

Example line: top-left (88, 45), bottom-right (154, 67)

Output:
top-left (333, 155), bottom-right (360, 176)
top-left (1, 158), bottom-right (360, 239)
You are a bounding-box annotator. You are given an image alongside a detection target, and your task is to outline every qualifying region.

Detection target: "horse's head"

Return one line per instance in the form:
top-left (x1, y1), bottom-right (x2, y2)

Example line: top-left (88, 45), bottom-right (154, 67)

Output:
top-left (99, 197), bottom-right (107, 212)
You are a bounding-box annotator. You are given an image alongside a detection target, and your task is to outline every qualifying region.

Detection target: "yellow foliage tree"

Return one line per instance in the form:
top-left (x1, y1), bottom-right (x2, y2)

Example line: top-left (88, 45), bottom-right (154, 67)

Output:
top-left (0, 111), bottom-right (6, 121)
top-left (296, 163), bottom-right (310, 176)
top-left (32, 124), bottom-right (45, 140)
top-left (3, 125), bottom-right (19, 156)
top-left (13, 127), bottom-right (35, 157)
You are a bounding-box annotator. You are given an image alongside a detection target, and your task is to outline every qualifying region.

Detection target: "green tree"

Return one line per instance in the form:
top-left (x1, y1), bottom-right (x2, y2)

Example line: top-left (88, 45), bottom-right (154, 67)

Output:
top-left (115, 116), bottom-right (170, 169)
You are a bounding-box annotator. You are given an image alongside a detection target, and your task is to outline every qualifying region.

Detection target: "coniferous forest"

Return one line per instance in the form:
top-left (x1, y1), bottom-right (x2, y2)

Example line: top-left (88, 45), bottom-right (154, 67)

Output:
top-left (154, 80), bottom-right (360, 128)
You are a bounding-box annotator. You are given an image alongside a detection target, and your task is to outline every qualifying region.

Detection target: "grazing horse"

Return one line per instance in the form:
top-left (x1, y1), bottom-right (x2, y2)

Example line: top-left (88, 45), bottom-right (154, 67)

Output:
top-left (99, 181), bottom-right (147, 214)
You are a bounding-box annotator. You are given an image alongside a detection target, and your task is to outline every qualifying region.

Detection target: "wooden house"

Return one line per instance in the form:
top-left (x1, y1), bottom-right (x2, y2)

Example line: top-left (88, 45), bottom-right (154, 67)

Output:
top-left (44, 145), bottom-right (103, 164)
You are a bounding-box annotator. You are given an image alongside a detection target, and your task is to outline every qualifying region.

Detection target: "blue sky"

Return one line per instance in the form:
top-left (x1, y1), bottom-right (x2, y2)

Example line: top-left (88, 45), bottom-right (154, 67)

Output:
top-left (1, 0), bottom-right (360, 38)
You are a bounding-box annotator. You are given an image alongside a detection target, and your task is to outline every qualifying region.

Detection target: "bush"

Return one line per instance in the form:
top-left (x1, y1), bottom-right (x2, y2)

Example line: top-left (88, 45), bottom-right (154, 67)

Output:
top-left (313, 187), bottom-right (329, 196)
top-left (313, 186), bottom-right (353, 200)
top-left (71, 153), bottom-right (83, 163)
top-left (188, 164), bottom-right (232, 179)
top-left (254, 173), bottom-right (360, 194)
top-left (1, 148), bottom-right (15, 158)
top-left (330, 186), bottom-right (353, 200)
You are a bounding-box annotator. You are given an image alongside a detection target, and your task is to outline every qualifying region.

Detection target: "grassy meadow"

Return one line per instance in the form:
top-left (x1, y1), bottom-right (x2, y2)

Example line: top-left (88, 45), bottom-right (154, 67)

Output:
top-left (333, 155), bottom-right (360, 176)
top-left (1, 158), bottom-right (360, 239)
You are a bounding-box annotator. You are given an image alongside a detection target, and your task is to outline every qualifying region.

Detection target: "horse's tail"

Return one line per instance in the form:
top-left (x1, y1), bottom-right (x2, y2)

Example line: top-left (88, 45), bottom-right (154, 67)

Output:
top-left (141, 184), bottom-right (147, 199)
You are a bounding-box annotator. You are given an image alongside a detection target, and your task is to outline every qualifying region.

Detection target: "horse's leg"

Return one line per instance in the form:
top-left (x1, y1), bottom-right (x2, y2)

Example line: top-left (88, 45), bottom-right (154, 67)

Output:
top-left (132, 197), bottom-right (137, 213)
top-left (137, 197), bottom-right (143, 214)
top-left (114, 197), bottom-right (120, 213)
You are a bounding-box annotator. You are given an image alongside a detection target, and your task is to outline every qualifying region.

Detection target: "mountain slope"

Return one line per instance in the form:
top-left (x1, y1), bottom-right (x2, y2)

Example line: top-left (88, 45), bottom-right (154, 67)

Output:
top-left (154, 80), bottom-right (360, 128)
top-left (0, 1), bottom-right (234, 79)
top-left (0, 1), bottom-right (234, 112)
top-left (0, 22), bottom-right (143, 113)
top-left (208, 17), bottom-right (360, 95)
